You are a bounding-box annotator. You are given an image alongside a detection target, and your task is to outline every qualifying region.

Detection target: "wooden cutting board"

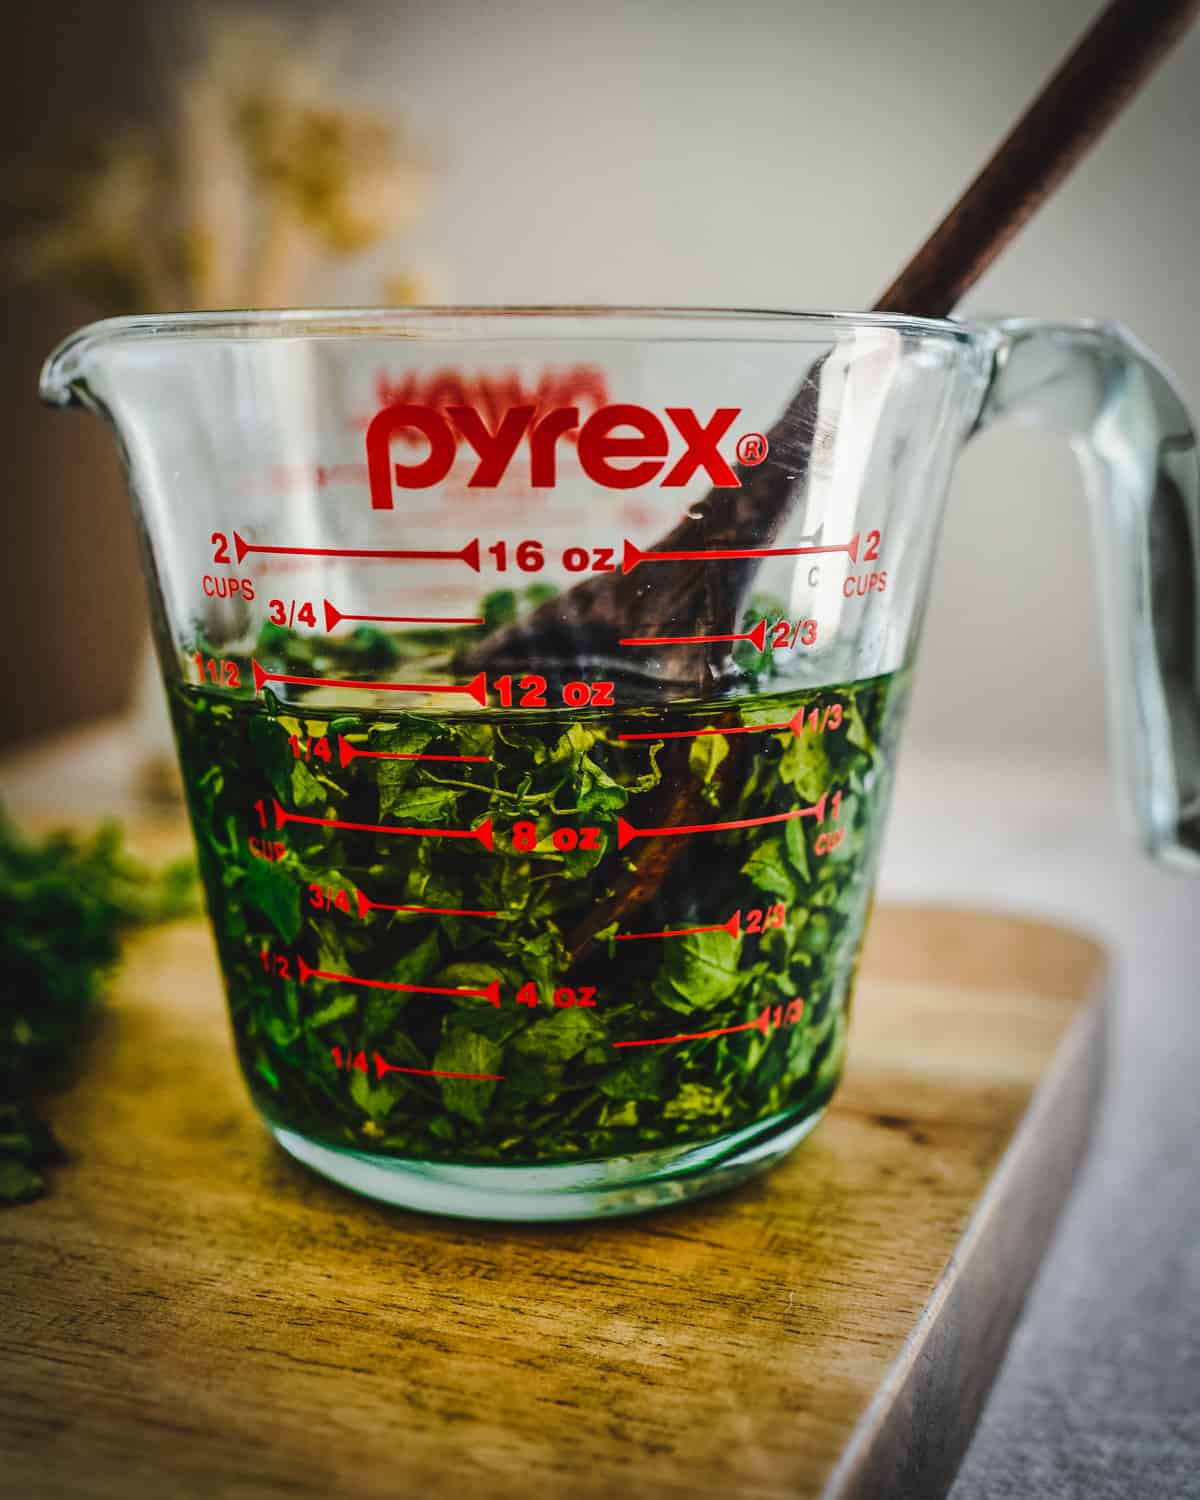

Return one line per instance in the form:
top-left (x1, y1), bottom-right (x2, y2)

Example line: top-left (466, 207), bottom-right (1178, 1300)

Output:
top-left (0, 898), bottom-right (1106, 1500)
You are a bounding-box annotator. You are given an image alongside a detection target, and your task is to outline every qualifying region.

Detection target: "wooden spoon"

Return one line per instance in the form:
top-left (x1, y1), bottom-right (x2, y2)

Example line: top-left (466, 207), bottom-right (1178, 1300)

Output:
top-left (461, 0), bottom-right (1199, 692)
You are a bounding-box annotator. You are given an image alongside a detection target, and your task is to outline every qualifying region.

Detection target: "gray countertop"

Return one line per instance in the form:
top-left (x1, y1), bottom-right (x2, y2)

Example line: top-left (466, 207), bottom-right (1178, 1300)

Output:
top-left (880, 751), bottom-right (1200, 1500)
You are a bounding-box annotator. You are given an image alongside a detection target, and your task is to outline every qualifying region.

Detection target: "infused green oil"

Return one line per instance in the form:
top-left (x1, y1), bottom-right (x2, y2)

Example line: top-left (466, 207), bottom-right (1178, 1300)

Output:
top-left (172, 664), bottom-right (907, 1165)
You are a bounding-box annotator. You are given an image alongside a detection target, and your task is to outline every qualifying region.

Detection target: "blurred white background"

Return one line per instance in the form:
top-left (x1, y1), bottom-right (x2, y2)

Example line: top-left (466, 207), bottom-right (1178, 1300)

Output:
top-left (4, 0), bottom-right (1198, 767)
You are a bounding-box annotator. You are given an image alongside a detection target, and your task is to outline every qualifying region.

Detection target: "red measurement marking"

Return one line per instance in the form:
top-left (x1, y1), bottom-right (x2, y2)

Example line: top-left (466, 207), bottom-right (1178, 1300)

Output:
top-left (323, 599), bottom-right (483, 632)
top-left (356, 888), bottom-right (498, 920)
top-left (614, 1003), bottom-right (773, 1049)
top-left (273, 799), bottom-right (494, 849)
top-left (616, 794), bottom-right (827, 849)
top-left (234, 531), bottom-right (481, 570)
top-left (252, 659), bottom-right (487, 706)
top-left (619, 705), bottom-right (815, 743)
top-left (338, 736), bottom-right (490, 769)
top-left (619, 618), bottom-right (769, 652)
top-left (616, 911), bottom-right (741, 942)
top-left (374, 1051), bottom-right (503, 1082)
top-left (622, 533), bottom-right (860, 572)
top-left (298, 954), bottom-right (500, 1006)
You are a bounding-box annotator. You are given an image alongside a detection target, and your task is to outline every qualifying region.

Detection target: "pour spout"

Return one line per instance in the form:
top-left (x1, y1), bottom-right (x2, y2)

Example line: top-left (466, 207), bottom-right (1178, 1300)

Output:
top-left (39, 307), bottom-right (346, 409)
top-left (39, 318), bottom-right (115, 408)
top-left (40, 311), bottom-right (215, 408)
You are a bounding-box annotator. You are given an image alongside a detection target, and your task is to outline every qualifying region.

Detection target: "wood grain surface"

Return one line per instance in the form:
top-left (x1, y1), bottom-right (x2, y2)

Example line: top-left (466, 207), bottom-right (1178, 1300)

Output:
top-left (0, 904), bottom-right (1106, 1500)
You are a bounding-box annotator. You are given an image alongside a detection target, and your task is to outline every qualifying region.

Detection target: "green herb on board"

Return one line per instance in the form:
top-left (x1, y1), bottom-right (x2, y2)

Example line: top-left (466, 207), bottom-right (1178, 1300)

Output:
top-left (0, 813), bottom-right (196, 1204)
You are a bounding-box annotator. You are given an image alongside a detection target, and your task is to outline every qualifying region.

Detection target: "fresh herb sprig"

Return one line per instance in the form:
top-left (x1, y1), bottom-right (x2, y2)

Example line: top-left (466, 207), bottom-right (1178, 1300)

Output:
top-left (0, 812), bottom-right (196, 1204)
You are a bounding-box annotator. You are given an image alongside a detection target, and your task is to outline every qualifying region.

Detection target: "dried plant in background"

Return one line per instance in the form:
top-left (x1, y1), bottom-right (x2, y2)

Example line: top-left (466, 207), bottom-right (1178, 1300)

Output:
top-left (7, 8), bottom-right (434, 312)
top-left (6, 7), bottom-right (439, 801)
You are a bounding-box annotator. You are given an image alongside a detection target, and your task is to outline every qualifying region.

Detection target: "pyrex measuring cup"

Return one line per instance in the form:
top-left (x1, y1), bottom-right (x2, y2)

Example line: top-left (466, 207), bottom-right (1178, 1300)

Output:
top-left (40, 309), bottom-right (1199, 1220)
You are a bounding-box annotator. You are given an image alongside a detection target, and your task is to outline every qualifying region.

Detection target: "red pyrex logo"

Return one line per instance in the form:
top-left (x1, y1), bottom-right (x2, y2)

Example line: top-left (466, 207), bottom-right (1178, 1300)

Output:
top-left (366, 402), bottom-right (766, 505)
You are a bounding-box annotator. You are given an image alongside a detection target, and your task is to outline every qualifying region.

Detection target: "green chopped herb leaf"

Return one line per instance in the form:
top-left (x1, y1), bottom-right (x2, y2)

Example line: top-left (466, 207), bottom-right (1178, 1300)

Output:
top-left (433, 1030), bottom-right (504, 1124)
top-left (658, 928), bottom-right (745, 1010)
top-left (243, 854), bottom-right (303, 942)
top-left (741, 837), bottom-right (797, 902)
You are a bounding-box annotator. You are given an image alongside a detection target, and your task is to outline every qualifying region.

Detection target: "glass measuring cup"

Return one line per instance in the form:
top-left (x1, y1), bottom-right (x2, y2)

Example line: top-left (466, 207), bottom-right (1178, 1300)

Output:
top-left (40, 309), bottom-right (1199, 1221)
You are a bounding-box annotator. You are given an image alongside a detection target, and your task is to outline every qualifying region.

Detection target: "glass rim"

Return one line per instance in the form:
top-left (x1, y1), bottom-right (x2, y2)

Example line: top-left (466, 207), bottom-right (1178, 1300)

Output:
top-left (42, 304), bottom-right (992, 403)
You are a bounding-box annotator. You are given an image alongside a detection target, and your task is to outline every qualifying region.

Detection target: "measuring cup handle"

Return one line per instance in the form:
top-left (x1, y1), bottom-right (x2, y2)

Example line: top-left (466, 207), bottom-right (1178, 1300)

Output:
top-left (976, 318), bottom-right (1200, 871)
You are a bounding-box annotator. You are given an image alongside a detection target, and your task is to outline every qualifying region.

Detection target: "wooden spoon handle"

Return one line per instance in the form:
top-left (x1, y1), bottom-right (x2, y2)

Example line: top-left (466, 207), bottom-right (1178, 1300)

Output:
top-left (875, 0), bottom-right (1200, 318)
